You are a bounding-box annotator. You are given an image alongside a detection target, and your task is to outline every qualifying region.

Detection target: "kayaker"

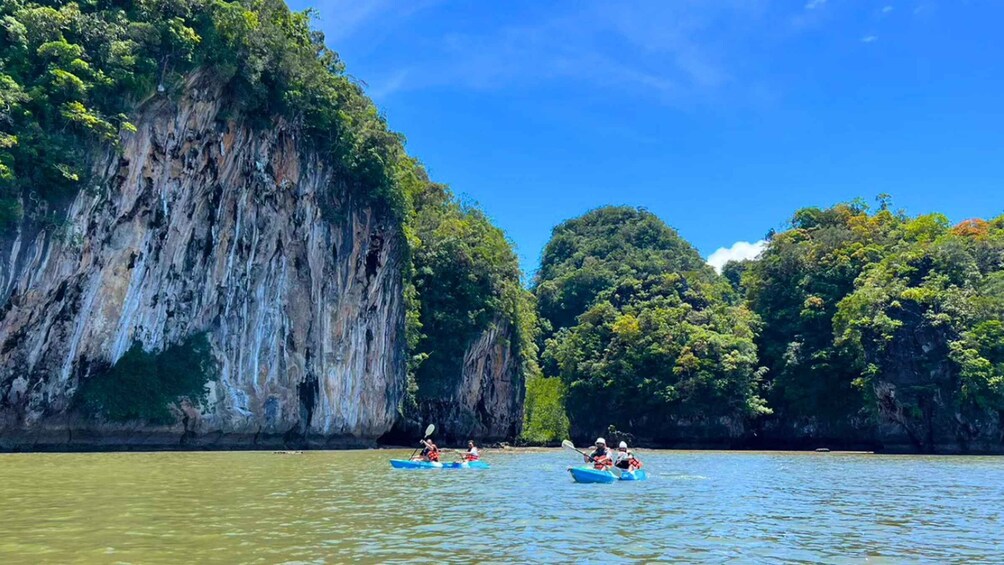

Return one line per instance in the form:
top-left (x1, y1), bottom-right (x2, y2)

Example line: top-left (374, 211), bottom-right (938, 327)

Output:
top-left (463, 440), bottom-right (480, 462)
top-left (585, 437), bottom-right (613, 470)
top-left (614, 441), bottom-right (643, 471)
top-left (418, 438), bottom-right (440, 462)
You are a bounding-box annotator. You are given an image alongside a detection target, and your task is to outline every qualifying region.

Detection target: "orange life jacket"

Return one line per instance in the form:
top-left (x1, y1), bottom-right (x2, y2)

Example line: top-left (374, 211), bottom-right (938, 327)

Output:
top-left (628, 457), bottom-right (643, 470)
top-left (463, 451), bottom-right (480, 461)
top-left (592, 453), bottom-right (613, 470)
top-left (422, 443), bottom-right (440, 462)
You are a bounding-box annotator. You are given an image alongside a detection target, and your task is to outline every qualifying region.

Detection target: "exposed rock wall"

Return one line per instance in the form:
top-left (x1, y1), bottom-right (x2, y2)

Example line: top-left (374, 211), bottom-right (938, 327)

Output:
top-left (0, 74), bottom-right (406, 449)
top-left (409, 319), bottom-right (524, 444)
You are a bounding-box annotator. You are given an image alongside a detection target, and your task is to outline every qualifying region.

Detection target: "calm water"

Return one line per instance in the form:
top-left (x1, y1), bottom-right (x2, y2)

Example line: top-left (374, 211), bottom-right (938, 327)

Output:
top-left (1, 449), bottom-right (1002, 563)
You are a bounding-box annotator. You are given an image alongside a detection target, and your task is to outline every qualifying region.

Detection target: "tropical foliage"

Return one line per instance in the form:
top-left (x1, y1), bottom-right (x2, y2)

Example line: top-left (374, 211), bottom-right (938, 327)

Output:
top-left (0, 0), bottom-right (410, 226)
top-left (742, 200), bottom-right (901, 431)
top-left (534, 206), bottom-right (768, 442)
top-left (535, 206), bottom-right (711, 338)
top-left (78, 334), bottom-right (217, 425)
top-left (745, 199), bottom-right (1004, 450)
top-left (2, 0), bottom-right (536, 426)
top-left (406, 175), bottom-right (537, 402)
top-left (520, 373), bottom-right (569, 445)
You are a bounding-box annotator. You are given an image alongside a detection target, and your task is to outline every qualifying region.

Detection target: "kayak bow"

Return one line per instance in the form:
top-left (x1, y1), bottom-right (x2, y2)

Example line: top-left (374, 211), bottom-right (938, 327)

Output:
top-left (567, 466), bottom-right (617, 484)
top-left (390, 459), bottom-right (445, 470)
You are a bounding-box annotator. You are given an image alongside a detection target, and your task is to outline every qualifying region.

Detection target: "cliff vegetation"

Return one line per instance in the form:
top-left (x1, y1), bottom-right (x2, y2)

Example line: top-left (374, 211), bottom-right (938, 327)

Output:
top-left (0, 0), bottom-right (534, 442)
top-left (532, 201), bottom-right (1004, 452)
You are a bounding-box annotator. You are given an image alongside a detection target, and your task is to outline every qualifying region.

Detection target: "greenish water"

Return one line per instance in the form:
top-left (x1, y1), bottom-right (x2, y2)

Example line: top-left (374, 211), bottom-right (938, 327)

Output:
top-left (1, 449), bottom-right (1002, 563)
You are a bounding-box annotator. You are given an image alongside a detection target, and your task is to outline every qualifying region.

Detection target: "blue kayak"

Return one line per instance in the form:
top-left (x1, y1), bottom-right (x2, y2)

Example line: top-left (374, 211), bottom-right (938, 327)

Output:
top-left (568, 466), bottom-right (617, 484)
top-left (389, 459), bottom-right (491, 470)
top-left (445, 460), bottom-right (491, 469)
top-left (618, 468), bottom-right (648, 481)
top-left (390, 459), bottom-right (445, 469)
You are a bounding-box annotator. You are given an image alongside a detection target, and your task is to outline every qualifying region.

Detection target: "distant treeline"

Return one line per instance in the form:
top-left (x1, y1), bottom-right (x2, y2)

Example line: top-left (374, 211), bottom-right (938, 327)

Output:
top-left (522, 202), bottom-right (1004, 453)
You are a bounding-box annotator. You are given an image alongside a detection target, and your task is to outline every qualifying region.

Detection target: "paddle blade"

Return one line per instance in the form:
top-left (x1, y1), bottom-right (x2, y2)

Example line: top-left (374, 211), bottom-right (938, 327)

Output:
top-left (561, 439), bottom-right (577, 451)
top-left (424, 424), bottom-right (435, 438)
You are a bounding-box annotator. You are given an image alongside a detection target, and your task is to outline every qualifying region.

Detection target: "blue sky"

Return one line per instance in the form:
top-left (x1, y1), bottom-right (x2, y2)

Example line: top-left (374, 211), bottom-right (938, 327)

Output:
top-left (289, 0), bottom-right (1003, 274)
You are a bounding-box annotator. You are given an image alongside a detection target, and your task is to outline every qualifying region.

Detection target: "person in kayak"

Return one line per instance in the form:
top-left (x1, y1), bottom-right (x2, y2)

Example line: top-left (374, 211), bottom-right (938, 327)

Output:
top-left (462, 440), bottom-right (480, 462)
top-left (418, 438), bottom-right (440, 462)
top-left (584, 437), bottom-right (614, 470)
top-left (614, 441), bottom-right (643, 471)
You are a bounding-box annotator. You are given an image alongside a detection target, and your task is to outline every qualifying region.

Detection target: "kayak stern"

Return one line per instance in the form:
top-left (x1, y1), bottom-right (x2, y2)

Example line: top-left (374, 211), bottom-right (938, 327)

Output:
top-left (618, 469), bottom-right (648, 481)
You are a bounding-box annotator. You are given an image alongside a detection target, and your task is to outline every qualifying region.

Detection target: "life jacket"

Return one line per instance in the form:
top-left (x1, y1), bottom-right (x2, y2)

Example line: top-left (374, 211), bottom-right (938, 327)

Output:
top-left (464, 450), bottom-right (480, 461)
top-left (628, 457), bottom-right (643, 470)
top-left (591, 450), bottom-right (613, 470)
top-left (422, 444), bottom-right (440, 462)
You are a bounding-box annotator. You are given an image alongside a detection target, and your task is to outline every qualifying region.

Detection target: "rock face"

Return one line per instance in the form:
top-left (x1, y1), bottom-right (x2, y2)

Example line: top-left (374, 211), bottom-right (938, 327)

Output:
top-left (869, 306), bottom-right (1004, 454)
top-left (0, 74), bottom-right (406, 449)
top-left (416, 319), bottom-right (524, 443)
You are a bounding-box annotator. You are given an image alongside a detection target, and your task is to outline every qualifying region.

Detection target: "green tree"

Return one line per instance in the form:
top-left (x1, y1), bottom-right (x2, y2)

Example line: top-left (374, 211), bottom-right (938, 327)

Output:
top-left (535, 206), bottom-right (766, 443)
top-left (743, 202), bottom-right (903, 437)
top-left (833, 215), bottom-right (1004, 451)
top-left (520, 373), bottom-right (570, 445)
top-left (534, 206), bottom-right (712, 339)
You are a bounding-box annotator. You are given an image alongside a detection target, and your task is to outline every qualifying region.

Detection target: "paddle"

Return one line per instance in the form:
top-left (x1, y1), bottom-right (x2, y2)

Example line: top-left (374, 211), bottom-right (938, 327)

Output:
top-left (561, 440), bottom-right (621, 477)
top-left (409, 424), bottom-right (436, 460)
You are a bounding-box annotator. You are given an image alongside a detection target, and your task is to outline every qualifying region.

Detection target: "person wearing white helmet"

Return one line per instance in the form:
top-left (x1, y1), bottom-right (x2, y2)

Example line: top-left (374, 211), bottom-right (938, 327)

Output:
top-left (584, 437), bottom-right (613, 470)
top-left (614, 440), bottom-right (643, 471)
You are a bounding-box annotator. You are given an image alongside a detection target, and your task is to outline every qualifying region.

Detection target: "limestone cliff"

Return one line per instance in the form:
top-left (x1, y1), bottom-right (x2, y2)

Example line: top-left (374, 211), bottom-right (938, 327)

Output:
top-left (416, 319), bottom-right (524, 444)
top-left (0, 74), bottom-right (406, 449)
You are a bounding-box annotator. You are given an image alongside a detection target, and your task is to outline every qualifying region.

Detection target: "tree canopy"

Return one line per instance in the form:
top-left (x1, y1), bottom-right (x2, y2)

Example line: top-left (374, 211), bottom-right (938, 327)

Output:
top-left (534, 206), bottom-right (712, 338)
top-left (0, 0), bottom-right (410, 226)
top-left (745, 199), bottom-right (1004, 451)
top-left (534, 206), bottom-right (767, 443)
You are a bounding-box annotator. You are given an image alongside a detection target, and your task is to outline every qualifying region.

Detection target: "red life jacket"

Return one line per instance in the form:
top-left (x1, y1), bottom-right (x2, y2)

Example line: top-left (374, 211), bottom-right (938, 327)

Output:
top-left (628, 457), bottom-right (643, 470)
top-left (464, 451), bottom-right (480, 461)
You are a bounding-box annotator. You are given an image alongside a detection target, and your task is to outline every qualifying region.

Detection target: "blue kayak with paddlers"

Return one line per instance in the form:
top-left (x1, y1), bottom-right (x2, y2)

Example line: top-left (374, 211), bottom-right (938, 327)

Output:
top-left (389, 459), bottom-right (491, 470)
top-left (563, 439), bottom-right (647, 483)
top-left (389, 425), bottom-right (491, 469)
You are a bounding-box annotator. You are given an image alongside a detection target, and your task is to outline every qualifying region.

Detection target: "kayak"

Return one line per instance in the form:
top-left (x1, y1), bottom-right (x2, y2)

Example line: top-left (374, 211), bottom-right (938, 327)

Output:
top-left (390, 459), bottom-right (445, 470)
top-left (445, 460), bottom-right (491, 469)
top-left (389, 459), bottom-right (491, 470)
top-left (568, 466), bottom-right (648, 482)
top-left (568, 466), bottom-right (617, 484)
top-left (618, 468), bottom-right (648, 481)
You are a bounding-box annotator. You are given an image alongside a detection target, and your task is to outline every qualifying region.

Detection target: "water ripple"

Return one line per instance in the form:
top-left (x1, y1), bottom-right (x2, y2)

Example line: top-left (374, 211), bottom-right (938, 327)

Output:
top-left (1, 450), bottom-right (1003, 563)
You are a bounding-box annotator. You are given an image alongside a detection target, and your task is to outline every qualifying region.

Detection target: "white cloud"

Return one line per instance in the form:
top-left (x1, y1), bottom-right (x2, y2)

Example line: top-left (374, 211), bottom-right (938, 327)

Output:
top-left (805, 0), bottom-right (827, 9)
top-left (861, 35), bottom-right (878, 43)
top-left (707, 240), bottom-right (767, 273)
top-left (882, 5), bottom-right (894, 14)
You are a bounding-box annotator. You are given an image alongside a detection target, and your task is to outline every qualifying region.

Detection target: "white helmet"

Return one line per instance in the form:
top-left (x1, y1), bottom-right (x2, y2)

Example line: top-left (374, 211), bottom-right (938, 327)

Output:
top-left (618, 441), bottom-right (628, 449)
top-left (595, 437), bottom-right (606, 445)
